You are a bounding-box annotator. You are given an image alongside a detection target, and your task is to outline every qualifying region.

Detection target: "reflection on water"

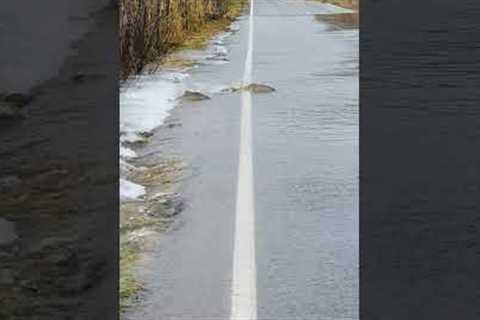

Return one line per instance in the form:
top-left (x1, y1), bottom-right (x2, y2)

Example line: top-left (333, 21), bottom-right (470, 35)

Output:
top-left (315, 12), bottom-right (359, 30)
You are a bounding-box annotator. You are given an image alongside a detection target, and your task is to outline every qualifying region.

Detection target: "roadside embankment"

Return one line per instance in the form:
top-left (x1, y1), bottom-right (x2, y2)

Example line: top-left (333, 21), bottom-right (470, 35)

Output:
top-left (120, 0), bottom-right (248, 79)
top-left (120, 158), bottom-right (185, 311)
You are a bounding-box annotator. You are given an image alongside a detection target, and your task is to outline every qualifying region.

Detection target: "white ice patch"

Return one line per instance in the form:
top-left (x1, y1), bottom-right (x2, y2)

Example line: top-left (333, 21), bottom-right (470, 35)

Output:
top-left (120, 178), bottom-right (145, 201)
top-left (120, 71), bottom-right (186, 203)
top-left (120, 144), bottom-right (137, 159)
top-left (119, 22), bottom-right (237, 205)
top-left (213, 31), bottom-right (232, 45)
top-left (120, 71), bottom-right (186, 138)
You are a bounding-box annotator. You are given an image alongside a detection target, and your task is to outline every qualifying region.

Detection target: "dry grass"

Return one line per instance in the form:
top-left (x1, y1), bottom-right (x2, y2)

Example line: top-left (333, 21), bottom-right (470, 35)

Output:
top-left (179, 0), bottom-right (248, 50)
top-left (120, 0), bottom-right (249, 79)
top-left (119, 243), bottom-right (143, 310)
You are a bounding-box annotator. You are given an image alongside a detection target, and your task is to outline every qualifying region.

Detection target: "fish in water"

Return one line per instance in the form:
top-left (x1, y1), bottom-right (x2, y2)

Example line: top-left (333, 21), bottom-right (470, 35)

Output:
top-left (181, 90), bottom-right (211, 101)
top-left (241, 83), bottom-right (276, 94)
top-left (221, 83), bottom-right (276, 95)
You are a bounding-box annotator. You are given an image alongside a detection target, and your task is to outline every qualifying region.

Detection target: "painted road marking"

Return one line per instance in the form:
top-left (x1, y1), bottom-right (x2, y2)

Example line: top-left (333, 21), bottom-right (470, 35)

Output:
top-left (230, 0), bottom-right (257, 319)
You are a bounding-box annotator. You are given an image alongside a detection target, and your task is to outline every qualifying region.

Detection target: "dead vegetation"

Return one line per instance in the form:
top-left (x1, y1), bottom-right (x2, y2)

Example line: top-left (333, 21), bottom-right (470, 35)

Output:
top-left (120, 0), bottom-right (248, 79)
top-left (119, 158), bottom-right (185, 310)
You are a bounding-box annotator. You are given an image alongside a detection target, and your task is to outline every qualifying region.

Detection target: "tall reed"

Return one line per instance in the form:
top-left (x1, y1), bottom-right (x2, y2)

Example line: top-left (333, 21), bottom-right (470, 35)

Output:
top-left (120, 0), bottom-right (244, 79)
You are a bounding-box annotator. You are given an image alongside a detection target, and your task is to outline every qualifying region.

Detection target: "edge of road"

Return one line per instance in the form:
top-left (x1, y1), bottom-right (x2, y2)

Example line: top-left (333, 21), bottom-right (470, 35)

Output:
top-left (119, 1), bottom-right (251, 314)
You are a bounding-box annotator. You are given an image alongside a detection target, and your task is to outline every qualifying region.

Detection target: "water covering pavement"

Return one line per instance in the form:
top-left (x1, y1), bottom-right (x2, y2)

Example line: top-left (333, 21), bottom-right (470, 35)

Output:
top-left (253, 2), bottom-right (358, 319)
top-left (123, 1), bottom-right (358, 319)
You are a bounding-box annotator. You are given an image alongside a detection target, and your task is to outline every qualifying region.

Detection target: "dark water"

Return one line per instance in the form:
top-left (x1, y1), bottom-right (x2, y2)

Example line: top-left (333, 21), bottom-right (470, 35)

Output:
top-left (361, 0), bottom-right (480, 319)
top-left (0, 5), bottom-right (118, 318)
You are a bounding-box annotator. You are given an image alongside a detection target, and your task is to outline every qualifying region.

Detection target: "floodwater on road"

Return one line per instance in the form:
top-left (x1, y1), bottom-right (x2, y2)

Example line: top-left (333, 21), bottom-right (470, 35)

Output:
top-left (121, 0), bottom-right (358, 319)
top-left (253, 2), bottom-right (358, 319)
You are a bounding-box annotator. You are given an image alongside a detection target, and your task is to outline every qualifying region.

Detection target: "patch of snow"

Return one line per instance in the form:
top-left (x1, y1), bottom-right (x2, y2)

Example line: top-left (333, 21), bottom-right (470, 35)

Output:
top-left (120, 144), bottom-right (136, 159)
top-left (120, 71), bottom-right (186, 136)
top-left (120, 178), bottom-right (145, 201)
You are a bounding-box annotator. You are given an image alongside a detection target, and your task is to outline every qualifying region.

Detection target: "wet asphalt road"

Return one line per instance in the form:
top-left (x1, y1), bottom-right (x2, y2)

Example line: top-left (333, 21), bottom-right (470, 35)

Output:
top-left (126, 1), bottom-right (358, 319)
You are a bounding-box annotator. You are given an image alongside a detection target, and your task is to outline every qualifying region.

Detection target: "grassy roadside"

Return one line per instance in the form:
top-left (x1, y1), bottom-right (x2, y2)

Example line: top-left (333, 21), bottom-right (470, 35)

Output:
top-left (120, 208), bottom-right (164, 311)
top-left (180, 0), bottom-right (248, 50)
top-left (119, 242), bottom-right (143, 310)
top-left (118, 167), bottom-right (193, 312)
top-left (120, 0), bottom-right (249, 79)
top-left (119, 0), bottom-right (248, 311)
top-left (118, 159), bottom-right (183, 312)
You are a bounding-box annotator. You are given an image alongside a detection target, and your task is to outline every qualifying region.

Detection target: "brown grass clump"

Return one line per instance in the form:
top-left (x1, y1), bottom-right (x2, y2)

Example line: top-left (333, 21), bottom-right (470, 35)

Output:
top-left (120, 0), bottom-right (248, 79)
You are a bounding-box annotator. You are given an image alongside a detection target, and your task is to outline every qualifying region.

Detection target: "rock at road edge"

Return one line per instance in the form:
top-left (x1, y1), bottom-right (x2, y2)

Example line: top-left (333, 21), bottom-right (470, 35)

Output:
top-left (182, 90), bottom-right (211, 101)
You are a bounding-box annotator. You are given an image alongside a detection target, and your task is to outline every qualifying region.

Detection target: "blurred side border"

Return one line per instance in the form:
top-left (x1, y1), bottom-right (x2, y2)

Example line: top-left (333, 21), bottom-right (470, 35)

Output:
top-left (0, 1), bottom-right (119, 319)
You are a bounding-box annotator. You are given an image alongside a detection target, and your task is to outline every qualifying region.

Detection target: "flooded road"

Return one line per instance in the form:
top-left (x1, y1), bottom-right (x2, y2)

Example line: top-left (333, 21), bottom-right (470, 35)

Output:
top-left (122, 0), bottom-right (358, 319)
top-left (253, 2), bottom-right (358, 319)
